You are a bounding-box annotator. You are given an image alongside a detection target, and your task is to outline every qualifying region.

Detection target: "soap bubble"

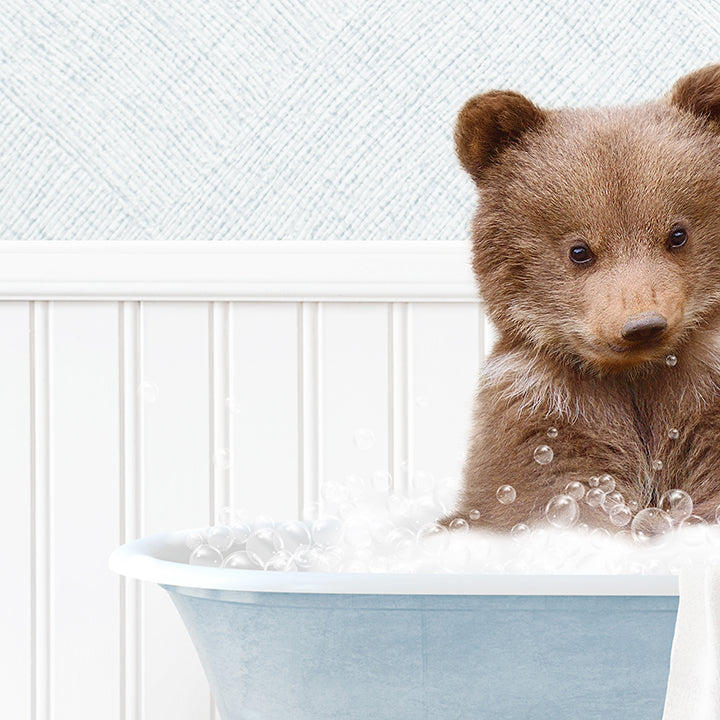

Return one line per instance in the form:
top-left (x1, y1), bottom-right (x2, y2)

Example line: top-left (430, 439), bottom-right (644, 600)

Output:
top-left (510, 523), bottom-right (531, 540)
top-left (185, 530), bottom-right (206, 550)
top-left (598, 474), bottom-right (616, 493)
top-left (601, 491), bottom-right (624, 513)
top-left (370, 470), bottom-right (392, 493)
top-left (411, 495), bottom-right (442, 527)
top-left (679, 515), bottom-right (708, 546)
top-left (468, 508), bottom-right (481, 521)
top-left (442, 542), bottom-right (472, 572)
top-left (449, 517), bottom-right (470, 534)
top-left (370, 518), bottom-right (397, 548)
top-left (353, 428), bottom-right (375, 450)
top-left (417, 523), bottom-right (450, 555)
top-left (411, 471), bottom-right (435, 493)
top-left (246, 528), bottom-right (284, 567)
top-left (666, 354), bottom-right (677, 367)
top-left (584, 488), bottom-right (605, 508)
top-left (383, 527), bottom-right (416, 560)
top-left (294, 546), bottom-right (321, 570)
top-left (343, 558), bottom-right (371, 573)
top-left (321, 481), bottom-right (348, 505)
top-left (630, 508), bottom-right (673, 547)
top-left (433, 476), bottom-right (459, 511)
top-left (652, 459), bottom-right (663, 471)
top-left (547, 427), bottom-right (559, 439)
top-left (564, 481), bottom-right (585, 500)
top-left (223, 550), bottom-right (257, 570)
top-left (496, 484), bottom-right (517, 504)
top-left (189, 544), bottom-right (223, 567)
top-left (668, 428), bottom-right (680, 440)
top-left (609, 504), bottom-right (632, 527)
top-left (344, 474), bottom-right (367, 503)
top-left (314, 548), bottom-right (343, 572)
top-left (252, 515), bottom-right (275, 530)
top-left (659, 489), bottom-right (693, 524)
top-left (267, 550), bottom-right (297, 572)
top-left (544, 495), bottom-right (579, 529)
top-left (590, 527), bottom-right (611, 549)
top-left (343, 516), bottom-right (373, 549)
top-left (207, 525), bottom-right (234, 552)
top-left (138, 380), bottom-right (159, 404)
top-left (588, 476), bottom-right (600, 488)
top-left (216, 507), bottom-right (241, 526)
top-left (302, 501), bottom-right (320, 521)
top-left (533, 445), bottom-right (554, 465)
top-left (277, 521), bottom-right (312, 554)
top-left (312, 516), bottom-right (343, 547)
top-left (232, 523), bottom-right (252, 545)
top-left (386, 493), bottom-right (409, 518)
top-left (368, 556), bottom-right (390, 573)
top-left (225, 396), bottom-right (242, 415)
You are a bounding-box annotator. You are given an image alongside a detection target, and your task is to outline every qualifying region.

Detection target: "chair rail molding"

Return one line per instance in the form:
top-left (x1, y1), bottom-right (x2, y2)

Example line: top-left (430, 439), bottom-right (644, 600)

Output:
top-left (0, 240), bottom-right (477, 302)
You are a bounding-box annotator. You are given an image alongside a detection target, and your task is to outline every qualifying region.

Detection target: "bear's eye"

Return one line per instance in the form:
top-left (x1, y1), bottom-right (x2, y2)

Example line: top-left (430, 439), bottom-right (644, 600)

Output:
top-left (667, 226), bottom-right (688, 249)
top-left (569, 244), bottom-right (593, 265)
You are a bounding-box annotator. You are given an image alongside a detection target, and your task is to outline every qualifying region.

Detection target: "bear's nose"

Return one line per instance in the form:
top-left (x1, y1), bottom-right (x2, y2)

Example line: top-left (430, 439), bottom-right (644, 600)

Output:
top-left (621, 312), bottom-right (668, 343)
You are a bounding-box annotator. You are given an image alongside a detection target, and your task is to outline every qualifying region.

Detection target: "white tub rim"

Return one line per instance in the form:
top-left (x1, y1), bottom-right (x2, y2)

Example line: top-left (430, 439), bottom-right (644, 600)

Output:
top-left (109, 529), bottom-right (680, 596)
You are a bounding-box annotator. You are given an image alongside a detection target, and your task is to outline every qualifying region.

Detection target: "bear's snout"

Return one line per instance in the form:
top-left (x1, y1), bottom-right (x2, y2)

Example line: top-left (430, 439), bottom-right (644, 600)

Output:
top-left (620, 312), bottom-right (668, 344)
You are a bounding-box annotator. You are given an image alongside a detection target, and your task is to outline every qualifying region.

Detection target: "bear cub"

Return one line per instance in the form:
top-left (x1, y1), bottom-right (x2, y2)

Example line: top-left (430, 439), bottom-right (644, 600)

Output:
top-left (448, 64), bottom-right (720, 532)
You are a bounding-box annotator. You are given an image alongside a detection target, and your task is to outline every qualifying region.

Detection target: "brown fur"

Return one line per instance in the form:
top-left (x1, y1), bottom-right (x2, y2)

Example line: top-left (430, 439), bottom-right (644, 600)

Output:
top-left (446, 64), bottom-right (720, 531)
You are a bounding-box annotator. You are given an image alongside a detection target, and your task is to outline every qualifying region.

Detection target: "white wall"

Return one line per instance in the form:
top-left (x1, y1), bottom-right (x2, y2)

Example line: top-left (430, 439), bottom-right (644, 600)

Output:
top-left (1, 240), bottom-right (494, 720)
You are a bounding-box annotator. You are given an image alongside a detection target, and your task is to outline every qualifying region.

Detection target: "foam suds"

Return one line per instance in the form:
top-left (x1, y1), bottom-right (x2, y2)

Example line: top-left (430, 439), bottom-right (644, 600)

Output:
top-left (183, 472), bottom-right (720, 575)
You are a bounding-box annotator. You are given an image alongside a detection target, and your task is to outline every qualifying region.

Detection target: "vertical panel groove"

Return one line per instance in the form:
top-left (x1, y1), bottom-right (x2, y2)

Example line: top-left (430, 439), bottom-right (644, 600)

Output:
top-left (31, 300), bottom-right (51, 720)
top-left (226, 303), bottom-right (234, 513)
top-left (210, 302), bottom-right (231, 526)
top-left (119, 302), bottom-right (141, 720)
top-left (119, 305), bottom-right (126, 720)
top-left (300, 302), bottom-right (322, 519)
top-left (406, 303), bottom-right (414, 491)
top-left (390, 302), bottom-right (411, 493)
top-left (136, 301), bottom-right (146, 720)
top-left (208, 301), bottom-right (229, 720)
top-left (297, 303), bottom-right (304, 520)
top-left (208, 304), bottom-right (215, 525)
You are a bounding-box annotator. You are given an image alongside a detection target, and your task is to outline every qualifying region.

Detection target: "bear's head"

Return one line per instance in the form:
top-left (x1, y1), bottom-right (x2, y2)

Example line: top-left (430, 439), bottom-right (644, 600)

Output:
top-left (456, 64), bottom-right (720, 375)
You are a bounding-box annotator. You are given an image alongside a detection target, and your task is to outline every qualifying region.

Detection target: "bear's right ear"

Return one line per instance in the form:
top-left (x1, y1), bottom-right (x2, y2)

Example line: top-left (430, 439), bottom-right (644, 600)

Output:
top-left (669, 64), bottom-right (720, 128)
top-left (454, 90), bottom-right (547, 184)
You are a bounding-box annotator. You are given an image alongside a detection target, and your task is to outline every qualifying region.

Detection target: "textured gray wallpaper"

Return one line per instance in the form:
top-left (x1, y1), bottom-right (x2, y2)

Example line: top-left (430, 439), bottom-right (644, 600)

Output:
top-left (0, 0), bottom-right (718, 242)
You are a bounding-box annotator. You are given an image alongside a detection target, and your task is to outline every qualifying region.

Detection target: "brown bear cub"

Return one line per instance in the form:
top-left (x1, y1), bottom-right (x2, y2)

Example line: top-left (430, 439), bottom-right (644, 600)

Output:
top-left (447, 64), bottom-right (720, 532)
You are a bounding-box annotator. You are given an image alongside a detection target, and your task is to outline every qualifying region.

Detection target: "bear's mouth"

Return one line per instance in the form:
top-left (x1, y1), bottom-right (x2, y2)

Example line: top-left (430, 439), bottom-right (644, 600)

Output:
top-left (606, 337), bottom-right (665, 355)
top-left (584, 340), bottom-right (669, 374)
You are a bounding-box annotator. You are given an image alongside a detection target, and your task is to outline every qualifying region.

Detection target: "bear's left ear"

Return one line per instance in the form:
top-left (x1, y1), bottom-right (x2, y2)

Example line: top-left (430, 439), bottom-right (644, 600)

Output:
top-left (669, 64), bottom-right (720, 128)
top-left (455, 90), bottom-right (547, 185)
top-left (454, 90), bottom-right (548, 184)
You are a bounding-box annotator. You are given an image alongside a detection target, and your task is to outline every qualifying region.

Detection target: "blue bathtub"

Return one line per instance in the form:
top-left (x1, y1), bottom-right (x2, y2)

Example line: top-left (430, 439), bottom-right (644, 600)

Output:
top-left (109, 529), bottom-right (679, 720)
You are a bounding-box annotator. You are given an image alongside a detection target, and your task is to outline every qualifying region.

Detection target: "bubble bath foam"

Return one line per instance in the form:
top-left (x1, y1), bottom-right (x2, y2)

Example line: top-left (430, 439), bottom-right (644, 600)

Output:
top-left (110, 530), bottom-right (679, 720)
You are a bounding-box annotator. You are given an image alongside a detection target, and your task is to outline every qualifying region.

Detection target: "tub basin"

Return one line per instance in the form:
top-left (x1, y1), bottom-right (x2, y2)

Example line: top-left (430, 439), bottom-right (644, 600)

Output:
top-left (110, 529), bottom-right (679, 720)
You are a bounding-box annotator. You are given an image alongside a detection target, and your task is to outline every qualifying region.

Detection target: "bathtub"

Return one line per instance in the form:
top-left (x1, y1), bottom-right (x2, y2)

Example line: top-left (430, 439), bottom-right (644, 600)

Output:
top-left (109, 528), bottom-right (680, 720)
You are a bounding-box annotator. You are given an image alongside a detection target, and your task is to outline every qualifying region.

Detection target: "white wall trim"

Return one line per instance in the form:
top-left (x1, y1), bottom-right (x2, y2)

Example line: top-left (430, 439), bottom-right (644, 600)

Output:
top-left (0, 241), bottom-right (477, 301)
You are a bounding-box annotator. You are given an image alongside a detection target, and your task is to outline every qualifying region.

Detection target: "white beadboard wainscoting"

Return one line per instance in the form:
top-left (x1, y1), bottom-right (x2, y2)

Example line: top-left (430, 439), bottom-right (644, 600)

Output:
top-left (0, 241), bottom-right (496, 720)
